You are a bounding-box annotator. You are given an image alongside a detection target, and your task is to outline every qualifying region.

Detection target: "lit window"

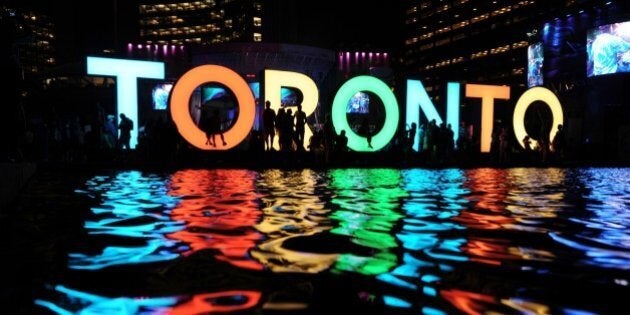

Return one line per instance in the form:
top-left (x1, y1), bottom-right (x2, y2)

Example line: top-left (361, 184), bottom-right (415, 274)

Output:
top-left (254, 33), bottom-right (262, 42)
top-left (253, 17), bottom-right (261, 27)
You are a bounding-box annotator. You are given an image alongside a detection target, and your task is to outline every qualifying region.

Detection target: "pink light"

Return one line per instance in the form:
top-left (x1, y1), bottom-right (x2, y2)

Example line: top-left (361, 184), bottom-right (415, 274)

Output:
top-left (137, 44), bottom-right (143, 49)
top-left (355, 52), bottom-right (359, 64)
top-left (345, 52), bottom-right (350, 72)
top-left (163, 44), bottom-right (168, 55)
top-left (338, 53), bottom-right (343, 70)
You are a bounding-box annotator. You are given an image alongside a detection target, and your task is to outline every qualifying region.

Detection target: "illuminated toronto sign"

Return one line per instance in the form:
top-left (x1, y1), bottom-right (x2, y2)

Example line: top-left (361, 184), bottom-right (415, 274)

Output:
top-left (87, 56), bottom-right (564, 152)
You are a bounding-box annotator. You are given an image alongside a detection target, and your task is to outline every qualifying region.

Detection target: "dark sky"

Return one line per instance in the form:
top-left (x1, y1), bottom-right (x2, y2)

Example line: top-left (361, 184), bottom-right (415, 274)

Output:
top-left (291, 1), bottom-right (402, 50)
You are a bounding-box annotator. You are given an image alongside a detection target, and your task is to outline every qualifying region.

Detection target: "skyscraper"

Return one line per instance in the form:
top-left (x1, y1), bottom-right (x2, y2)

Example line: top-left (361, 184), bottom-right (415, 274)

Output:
top-left (2, 6), bottom-right (56, 77)
top-left (401, 0), bottom-right (629, 158)
top-left (401, 0), bottom-right (627, 94)
top-left (402, 0), bottom-right (552, 93)
top-left (138, 0), bottom-right (263, 45)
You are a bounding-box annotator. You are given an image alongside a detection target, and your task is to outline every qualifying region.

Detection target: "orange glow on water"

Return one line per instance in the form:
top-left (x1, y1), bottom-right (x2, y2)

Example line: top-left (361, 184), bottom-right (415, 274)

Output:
top-left (457, 169), bottom-right (513, 229)
top-left (170, 65), bottom-right (255, 150)
top-left (167, 170), bottom-right (264, 270)
top-left (168, 291), bottom-right (261, 314)
top-left (441, 289), bottom-right (496, 315)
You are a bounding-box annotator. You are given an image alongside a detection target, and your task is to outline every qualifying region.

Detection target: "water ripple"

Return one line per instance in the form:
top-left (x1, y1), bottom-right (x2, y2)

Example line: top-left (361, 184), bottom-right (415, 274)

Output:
top-left (36, 167), bottom-right (630, 314)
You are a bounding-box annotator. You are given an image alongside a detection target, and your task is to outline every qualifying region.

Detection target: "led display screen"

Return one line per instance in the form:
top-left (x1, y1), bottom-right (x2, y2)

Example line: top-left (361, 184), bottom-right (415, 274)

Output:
top-left (527, 43), bottom-right (544, 87)
top-left (248, 82), bottom-right (298, 105)
top-left (346, 91), bottom-right (370, 114)
top-left (587, 21), bottom-right (630, 77)
top-left (152, 82), bottom-right (173, 110)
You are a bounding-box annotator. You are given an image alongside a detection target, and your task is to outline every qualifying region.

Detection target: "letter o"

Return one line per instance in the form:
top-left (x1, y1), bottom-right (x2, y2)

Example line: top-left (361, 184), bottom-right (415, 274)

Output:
top-left (170, 65), bottom-right (255, 150)
top-left (331, 76), bottom-right (399, 151)
top-left (513, 87), bottom-right (564, 150)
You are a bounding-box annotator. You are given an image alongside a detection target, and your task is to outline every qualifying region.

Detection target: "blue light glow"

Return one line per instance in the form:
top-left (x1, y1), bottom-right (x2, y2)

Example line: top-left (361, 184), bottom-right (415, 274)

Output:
top-left (70, 171), bottom-right (184, 270)
top-left (406, 80), bottom-right (460, 151)
top-left (383, 295), bottom-right (412, 308)
top-left (87, 57), bottom-right (165, 148)
top-left (423, 286), bottom-right (437, 297)
top-left (423, 306), bottom-right (447, 315)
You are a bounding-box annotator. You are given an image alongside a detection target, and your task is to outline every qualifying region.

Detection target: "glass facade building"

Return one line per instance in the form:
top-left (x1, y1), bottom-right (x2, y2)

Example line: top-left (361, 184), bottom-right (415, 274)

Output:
top-left (138, 0), bottom-right (263, 45)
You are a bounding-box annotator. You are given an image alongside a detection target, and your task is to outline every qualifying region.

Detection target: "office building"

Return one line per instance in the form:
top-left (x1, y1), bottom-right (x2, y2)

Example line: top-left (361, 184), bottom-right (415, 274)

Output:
top-left (402, 1), bottom-right (628, 149)
top-left (138, 0), bottom-right (264, 45)
top-left (2, 6), bottom-right (56, 77)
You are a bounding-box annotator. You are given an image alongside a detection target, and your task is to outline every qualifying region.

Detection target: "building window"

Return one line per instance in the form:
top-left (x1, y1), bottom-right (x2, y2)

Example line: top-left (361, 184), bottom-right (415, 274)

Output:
top-left (253, 33), bottom-right (262, 42)
top-left (253, 17), bottom-right (261, 27)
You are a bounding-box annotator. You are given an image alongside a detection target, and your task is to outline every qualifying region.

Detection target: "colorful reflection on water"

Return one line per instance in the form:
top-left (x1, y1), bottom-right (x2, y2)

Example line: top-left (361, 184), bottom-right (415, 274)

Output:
top-left (167, 169), bottom-right (264, 270)
top-left (35, 168), bottom-right (630, 314)
top-left (35, 285), bottom-right (261, 314)
top-left (329, 169), bottom-right (407, 275)
top-left (250, 169), bottom-right (337, 273)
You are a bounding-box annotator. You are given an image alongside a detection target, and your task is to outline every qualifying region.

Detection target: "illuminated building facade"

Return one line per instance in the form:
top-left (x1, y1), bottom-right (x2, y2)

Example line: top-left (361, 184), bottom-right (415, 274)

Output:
top-left (402, 0), bottom-right (629, 158)
top-left (2, 6), bottom-right (56, 77)
top-left (402, 0), bottom-right (627, 92)
top-left (402, 0), bottom-right (554, 94)
top-left (138, 0), bottom-right (263, 45)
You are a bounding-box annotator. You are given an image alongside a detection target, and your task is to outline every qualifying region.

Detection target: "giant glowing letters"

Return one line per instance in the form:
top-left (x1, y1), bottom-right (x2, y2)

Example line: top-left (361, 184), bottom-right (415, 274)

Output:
top-left (406, 80), bottom-right (460, 151)
top-left (465, 84), bottom-right (511, 153)
top-left (170, 65), bottom-right (255, 150)
top-left (86, 57), bottom-right (564, 153)
top-left (333, 76), bottom-right (399, 151)
top-left (87, 57), bottom-right (165, 149)
top-left (512, 87), bottom-right (564, 150)
top-left (264, 69), bottom-right (318, 151)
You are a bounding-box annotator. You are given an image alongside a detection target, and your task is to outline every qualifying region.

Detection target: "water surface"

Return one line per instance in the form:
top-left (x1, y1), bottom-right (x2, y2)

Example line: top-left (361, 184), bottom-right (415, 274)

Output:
top-left (25, 168), bottom-right (630, 314)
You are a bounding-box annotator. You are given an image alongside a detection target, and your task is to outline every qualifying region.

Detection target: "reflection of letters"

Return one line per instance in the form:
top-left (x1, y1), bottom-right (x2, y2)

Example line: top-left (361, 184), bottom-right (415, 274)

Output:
top-left (591, 33), bottom-right (630, 75)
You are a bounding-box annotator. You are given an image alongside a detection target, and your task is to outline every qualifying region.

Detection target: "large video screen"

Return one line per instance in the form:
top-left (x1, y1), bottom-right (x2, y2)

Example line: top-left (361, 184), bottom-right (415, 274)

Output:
top-left (587, 21), bottom-right (630, 77)
top-left (527, 43), bottom-right (544, 87)
top-left (346, 91), bottom-right (370, 114)
top-left (151, 82), bottom-right (173, 110)
top-left (248, 82), bottom-right (299, 106)
top-left (201, 85), bottom-right (230, 104)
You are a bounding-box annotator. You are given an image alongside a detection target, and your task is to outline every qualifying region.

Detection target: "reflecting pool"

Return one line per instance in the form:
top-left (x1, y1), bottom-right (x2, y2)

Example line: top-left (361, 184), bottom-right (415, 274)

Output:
top-left (21, 168), bottom-right (630, 314)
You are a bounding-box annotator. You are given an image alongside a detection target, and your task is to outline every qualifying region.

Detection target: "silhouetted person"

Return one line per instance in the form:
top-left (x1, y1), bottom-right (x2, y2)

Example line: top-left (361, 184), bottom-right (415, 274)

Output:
top-left (336, 129), bottom-right (348, 152)
top-left (117, 113), bottom-right (133, 150)
top-left (280, 108), bottom-right (295, 151)
top-left (207, 109), bottom-right (226, 147)
top-left (294, 104), bottom-right (307, 151)
top-left (262, 100), bottom-right (276, 151)
top-left (407, 122), bottom-right (417, 151)
top-left (523, 135), bottom-right (532, 151)
top-left (323, 114), bottom-right (335, 162)
top-left (552, 124), bottom-right (566, 160)
top-left (104, 114), bottom-right (117, 149)
top-left (522, 135), bottom-right (534, 164)
top-left (539, 135), bottom-right (550, 163)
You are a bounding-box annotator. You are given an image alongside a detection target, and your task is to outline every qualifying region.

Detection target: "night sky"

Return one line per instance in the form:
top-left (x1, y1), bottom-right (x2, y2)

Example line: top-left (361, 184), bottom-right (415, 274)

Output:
top-left (291, 1), bottom-right (402, 50)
